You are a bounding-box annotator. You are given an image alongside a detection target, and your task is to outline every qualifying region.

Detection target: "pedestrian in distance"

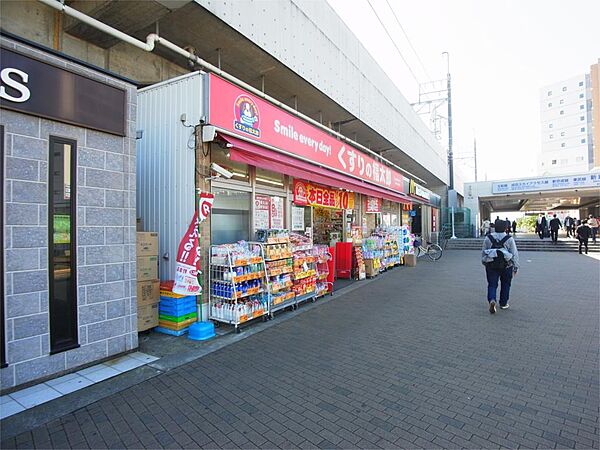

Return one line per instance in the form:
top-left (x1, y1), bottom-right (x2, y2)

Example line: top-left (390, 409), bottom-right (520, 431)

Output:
top-left (588, 214), bottom-right (599, 244)
top-left (564, 215), bottom-right (574, 238)
top-left (481, 218), bottom-right (491, 236)
top-left (549, 214), bottom-right (562, 244)
top-left (494, 216), bottom-right (505, 232)
top-left (481, 220), bottom-right (520, 313)
top-left (535, 213), bottom-right (547, 240)
top-left (576, 219), bottom-right (592, 254)
top-left (504, 217), bottom-right (511, 234)
top-left (512, 220), bottom-right (517, 234)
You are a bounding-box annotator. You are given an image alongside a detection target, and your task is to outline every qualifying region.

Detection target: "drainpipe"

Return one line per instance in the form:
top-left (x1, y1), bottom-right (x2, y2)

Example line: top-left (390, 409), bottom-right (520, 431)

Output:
top-left (38, 0), bottom-right (427, 184)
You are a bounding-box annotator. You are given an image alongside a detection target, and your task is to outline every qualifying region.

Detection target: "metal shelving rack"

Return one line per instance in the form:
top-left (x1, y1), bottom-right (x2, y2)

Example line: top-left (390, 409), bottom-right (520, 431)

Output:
top-left (255, 236), bottom-right (295, 317)
top-left (314, 245), bottom-right (332, 298)
top-left (209, 244), bottom-right (269, 332)
top-left (291, 246), bottom-right (317, 305)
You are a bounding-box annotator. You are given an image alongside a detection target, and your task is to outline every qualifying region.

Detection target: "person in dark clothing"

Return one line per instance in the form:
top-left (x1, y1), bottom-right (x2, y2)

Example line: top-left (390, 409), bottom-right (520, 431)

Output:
top-left (564, 215), bottom-right (574, 238)
top-left (494, 216), bottom-right (504, 230)
top-left (576, 220), bottom-right (592, 254)
top-left (504, 217), bottom-right (511, 234)
top-left (549, 214), bottom-right (562, 243)
top-left (512, 220), bottom-right (517, 234)
top-left (535, 213), bottom-right (547, 239)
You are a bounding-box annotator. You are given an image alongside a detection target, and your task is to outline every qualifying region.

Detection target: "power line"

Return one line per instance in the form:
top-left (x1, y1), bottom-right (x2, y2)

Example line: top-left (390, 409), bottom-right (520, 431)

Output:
top-left (366, 0), bottom-right (420, 86)
top-left (384, 0), bottom-right (431, 80)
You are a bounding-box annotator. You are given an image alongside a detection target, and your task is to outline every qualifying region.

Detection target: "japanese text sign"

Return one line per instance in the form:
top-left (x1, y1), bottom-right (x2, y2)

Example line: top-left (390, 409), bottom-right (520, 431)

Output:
top-left (293, 180), bottom-right (354, 210)
top-left (365, 196), bottom-right (381, 213)
top-left (208, 74), bottom-right (404, 193)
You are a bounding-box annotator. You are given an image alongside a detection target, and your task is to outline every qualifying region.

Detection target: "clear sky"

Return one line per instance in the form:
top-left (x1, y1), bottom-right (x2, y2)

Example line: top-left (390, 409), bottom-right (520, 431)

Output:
top-left (327, 0), bottom-right (600, 183)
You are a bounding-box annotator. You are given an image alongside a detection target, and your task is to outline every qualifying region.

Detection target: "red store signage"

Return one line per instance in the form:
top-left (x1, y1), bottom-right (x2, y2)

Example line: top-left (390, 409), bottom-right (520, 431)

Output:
top-left (365, 196), bottom-right (381, 213)
top-left (208, 74), bottom-right (404, 193)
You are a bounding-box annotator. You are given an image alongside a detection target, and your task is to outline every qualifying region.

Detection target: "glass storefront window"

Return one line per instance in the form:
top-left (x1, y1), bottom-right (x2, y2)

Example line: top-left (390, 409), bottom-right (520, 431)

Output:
top-left (211, 188), bottom-right (251, 244)
top-left (256, 167), bottom-right (284, 188)
top-left (212, 146), bottom-right (249, 182)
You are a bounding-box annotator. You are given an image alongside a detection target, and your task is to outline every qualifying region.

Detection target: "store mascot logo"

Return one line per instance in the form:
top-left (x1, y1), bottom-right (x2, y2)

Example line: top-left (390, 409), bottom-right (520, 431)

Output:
top-left (234, 95), bottom-right (260, 138)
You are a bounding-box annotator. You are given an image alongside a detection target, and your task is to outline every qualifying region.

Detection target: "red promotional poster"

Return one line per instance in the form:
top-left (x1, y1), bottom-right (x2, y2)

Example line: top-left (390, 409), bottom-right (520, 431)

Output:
top-left (293, 180), bottom-right (354, 209)
top-left (208, 74), bottom-right (404, 193)
top-left (172, 211), bottom-right (202, 296)
top-left (365, 196), bottom-right (381, 213)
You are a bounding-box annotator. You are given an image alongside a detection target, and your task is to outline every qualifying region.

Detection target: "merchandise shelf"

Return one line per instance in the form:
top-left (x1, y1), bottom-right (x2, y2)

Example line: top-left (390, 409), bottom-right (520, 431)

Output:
top-left (209, 243), bottom-right (269, 332)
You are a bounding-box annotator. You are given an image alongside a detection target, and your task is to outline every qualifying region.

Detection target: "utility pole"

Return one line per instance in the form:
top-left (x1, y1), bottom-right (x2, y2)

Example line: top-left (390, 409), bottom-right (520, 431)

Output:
top-left (473, 137), bottom-right (478, 182)
top-left (443, 51), bottom-right (454, 191)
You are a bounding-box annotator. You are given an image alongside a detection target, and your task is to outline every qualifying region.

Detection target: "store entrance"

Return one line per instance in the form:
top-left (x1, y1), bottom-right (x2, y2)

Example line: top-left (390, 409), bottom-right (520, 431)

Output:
top-left (312, 206), bottom-right (343, 246)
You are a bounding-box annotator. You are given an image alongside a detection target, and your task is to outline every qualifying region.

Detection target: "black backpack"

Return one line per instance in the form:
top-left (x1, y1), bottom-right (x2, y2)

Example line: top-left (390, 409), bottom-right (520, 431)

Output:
top-left (486, 235), bottom-right (511, 270)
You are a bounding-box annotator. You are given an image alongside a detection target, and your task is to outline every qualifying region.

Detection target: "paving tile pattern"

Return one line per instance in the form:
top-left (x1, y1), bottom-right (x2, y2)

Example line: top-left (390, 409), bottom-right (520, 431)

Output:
top-left (1, 251), bottom-right (598, 449)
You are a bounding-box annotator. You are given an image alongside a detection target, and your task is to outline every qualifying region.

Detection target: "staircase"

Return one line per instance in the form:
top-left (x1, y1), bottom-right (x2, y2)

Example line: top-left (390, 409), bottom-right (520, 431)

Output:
top-left (446, 238), bottom-right (600, 252)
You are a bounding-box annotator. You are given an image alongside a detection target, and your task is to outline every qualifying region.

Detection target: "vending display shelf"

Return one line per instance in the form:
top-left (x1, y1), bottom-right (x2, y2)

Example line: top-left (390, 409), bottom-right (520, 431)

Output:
top-left (211, 289), bottom-right (264, 301)
top-left (293, 270), bottom-right (317, 281)
top-left (264, 254), bottom-right (294, 262)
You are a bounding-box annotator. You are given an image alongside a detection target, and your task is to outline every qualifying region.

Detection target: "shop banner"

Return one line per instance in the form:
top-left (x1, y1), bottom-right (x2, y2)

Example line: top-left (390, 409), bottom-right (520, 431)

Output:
top-left (198, 192), bottom-right (215, 222)
top-left (365, 196), bottom-right (381, 213)
top-left (208, 74), bottom-right (404, 193)
top-left (173, 211), bottom-right (202, 296)
top-left (254, 195), bottom-right (271, 229)
top-left (293, 180), bottom-right (354, 209)
top-left (270, 196), bottom-right (284, 228)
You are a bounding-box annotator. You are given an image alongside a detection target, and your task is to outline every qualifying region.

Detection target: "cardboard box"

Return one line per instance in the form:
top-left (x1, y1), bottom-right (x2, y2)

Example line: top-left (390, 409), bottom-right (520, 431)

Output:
top-left (137, 256), bottom-right (158, 281)
top-left (137, 303), bottom-right (159, 331)
top-left (365, 259), bottom-right (378, 278)
top-left (136, 232), bottom-right (158, 256)
top-left (137, 280), bottom-right (160, 306)
top-left (404, 254), bottom-right (417, 267)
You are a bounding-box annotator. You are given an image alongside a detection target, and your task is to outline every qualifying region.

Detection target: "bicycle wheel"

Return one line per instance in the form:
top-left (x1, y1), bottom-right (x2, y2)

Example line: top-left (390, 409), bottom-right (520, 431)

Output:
top-left (427, 244), bottom-right (443, 261)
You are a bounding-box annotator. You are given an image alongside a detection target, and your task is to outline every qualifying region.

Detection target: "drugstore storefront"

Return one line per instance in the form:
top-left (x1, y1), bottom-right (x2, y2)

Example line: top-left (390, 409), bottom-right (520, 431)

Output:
top-left (205, 73), bottom-right (413, 246)
top-left (138, 72), bottom-right (426, 332)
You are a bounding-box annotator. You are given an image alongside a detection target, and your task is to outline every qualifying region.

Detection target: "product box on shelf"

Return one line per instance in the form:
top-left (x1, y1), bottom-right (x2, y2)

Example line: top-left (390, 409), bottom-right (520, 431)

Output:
top-left (137, 256), bottom-right (158, 281)
top-left (136, 232), bottom-right (158, 256)
top-left (137, 279), bottom-right (160, 306)
top-left (137, 303), bottom-right (159, 331)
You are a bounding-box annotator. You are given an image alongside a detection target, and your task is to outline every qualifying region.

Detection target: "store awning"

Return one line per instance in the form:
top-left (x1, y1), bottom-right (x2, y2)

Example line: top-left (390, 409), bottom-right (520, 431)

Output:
top-left (219, 133), bottom-right (412, 205)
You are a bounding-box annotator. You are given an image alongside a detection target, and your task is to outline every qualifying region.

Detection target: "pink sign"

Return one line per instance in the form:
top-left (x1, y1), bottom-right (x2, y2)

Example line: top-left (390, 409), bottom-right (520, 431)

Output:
top-left (208, 74), bottom-right (404, 193)
top-left (365, 196), bottom-right (381, 213)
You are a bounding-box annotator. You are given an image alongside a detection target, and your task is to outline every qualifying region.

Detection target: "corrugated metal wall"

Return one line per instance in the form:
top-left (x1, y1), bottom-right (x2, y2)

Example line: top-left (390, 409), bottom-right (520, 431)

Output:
top-left (136, 72), bottom-right (204, 280)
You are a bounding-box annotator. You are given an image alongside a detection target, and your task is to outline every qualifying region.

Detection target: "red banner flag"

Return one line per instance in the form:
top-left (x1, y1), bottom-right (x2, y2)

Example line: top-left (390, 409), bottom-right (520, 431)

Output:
top-left (172, 211), bottom-right (202, 296)
top-left (198, 192), bottom-right (215, 222)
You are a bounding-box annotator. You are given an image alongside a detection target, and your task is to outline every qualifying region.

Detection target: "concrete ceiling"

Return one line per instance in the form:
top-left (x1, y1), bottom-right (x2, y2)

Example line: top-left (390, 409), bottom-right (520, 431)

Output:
top-left (63, 0), bottom-right (445, 188)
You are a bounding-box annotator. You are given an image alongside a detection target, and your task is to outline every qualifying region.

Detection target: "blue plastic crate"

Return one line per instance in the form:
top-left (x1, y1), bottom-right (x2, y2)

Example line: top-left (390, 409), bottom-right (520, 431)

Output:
top-left (159, 298), bottom-right (196, 308)
top-left (154, 326), bottom-right (188, 336)
top-left (159, 303), bottom-right (197, 316)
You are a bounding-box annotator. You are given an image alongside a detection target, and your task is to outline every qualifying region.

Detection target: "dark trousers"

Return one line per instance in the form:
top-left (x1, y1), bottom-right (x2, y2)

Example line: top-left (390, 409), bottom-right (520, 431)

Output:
top-left (550, 229), bottom-right (558, 243)
top-left (578, 238), bottom-right (589, 254)
top-left (566, 227), bottom-right (572, 237)
top-left (537, 229), bottom-right (544, 239)
top-left (592, 227), bottom-right (598, 243)
top-left (485, 266), bottom-right (513, 306)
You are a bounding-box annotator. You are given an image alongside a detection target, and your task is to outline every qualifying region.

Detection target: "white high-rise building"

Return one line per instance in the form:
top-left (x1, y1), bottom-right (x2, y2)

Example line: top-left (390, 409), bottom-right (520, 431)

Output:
top-left (539, 74), bottom-right (592, 175)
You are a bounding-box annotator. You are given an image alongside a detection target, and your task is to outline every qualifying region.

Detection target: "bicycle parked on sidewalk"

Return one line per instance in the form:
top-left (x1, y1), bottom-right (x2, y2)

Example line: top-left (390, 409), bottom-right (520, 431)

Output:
top-left (414, 236), bottom-right (443, 261)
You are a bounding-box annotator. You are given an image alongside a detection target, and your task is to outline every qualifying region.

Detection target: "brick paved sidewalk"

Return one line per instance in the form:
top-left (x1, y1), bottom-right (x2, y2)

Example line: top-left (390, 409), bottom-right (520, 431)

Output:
top-left (1, 250), bottom-right (598, 449)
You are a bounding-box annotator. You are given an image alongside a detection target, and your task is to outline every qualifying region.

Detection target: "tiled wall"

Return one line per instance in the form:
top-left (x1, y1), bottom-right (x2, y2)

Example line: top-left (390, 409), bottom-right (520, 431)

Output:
top-left (1, 37), bottom-right (138, 390)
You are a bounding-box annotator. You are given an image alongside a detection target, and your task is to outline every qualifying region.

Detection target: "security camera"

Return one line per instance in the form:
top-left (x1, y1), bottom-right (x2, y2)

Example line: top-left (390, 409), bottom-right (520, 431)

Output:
top-left (210, 162), bottom-right (233, 179)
